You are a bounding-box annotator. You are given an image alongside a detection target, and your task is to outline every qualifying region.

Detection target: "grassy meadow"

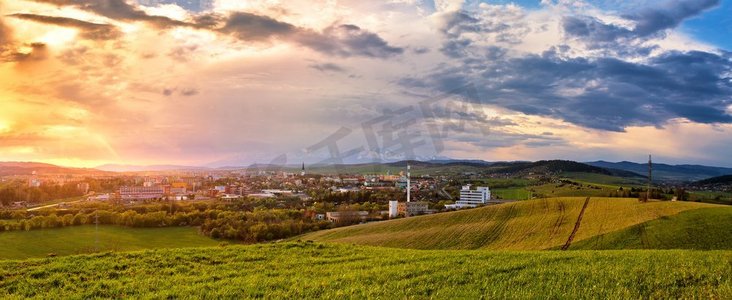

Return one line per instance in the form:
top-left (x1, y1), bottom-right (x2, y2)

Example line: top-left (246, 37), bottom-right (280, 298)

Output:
top-left (491, 187), bottom-right (533, 200)
top-left (1, 242), bottom-right (731, 299)
top-left (0, 225), bottom-right (218, 260)
top-left (571, 207), bottom-right (732, 250)
top-left (300, 198), bottom-right (726, 250)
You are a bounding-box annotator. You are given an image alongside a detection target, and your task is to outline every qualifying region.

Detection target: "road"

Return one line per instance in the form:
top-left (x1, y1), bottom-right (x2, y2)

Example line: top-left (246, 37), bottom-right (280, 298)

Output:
top-left (27, 199), bottom-right (84, 212)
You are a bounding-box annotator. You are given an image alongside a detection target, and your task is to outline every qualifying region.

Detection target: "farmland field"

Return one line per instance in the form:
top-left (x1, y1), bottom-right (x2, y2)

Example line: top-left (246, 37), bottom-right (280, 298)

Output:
top-left (0, 242), bottom-right (731, 299)
top-left (0, 225), bottom-right (218, 260)
top-left (300, 198), bottom-right (727, 250)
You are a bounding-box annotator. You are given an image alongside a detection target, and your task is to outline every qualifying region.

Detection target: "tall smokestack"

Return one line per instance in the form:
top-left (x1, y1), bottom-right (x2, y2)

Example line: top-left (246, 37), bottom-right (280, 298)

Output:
top-left (407, 164), bottom-right (411, 203)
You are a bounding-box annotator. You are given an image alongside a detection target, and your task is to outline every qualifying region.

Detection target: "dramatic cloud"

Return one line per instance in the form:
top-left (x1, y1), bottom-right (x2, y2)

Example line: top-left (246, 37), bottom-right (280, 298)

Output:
top-left (28, 0), bottom-right (190, 28)
top-left (404, 48), bottom-right (732, 131)
top-left (629, 0), bottom-right (720, 36)
top-left (25, 0), bottom-right (404, 58)
top-left (298, 24), bottom-right (404, 58)
top-left (219, 15), bottom-right (404, 58)
top-left (9, 14), bottom-right (121, 40)
top-left (562, 0), bottom-right (720, 52)
top-left (219, 12), bottom-right (296, 41)
top-left (438, 7), bottom-right (528, 57)
top-left (1, 0), bottom-right (731, 167)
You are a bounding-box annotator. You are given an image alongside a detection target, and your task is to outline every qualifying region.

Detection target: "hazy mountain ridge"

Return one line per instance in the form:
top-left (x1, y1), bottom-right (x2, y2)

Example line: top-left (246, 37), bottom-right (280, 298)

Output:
top-left (95, 164), bottom-right (209, 172)
top-left (0, 162), bottom-right (109, 176)
top-left (587, 161), bottom-right (732, 181)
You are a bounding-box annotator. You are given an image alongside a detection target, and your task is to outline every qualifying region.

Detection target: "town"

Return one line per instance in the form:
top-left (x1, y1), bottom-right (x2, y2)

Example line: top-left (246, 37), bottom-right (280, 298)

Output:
top-left (1, 162), bottom-right (502, 224)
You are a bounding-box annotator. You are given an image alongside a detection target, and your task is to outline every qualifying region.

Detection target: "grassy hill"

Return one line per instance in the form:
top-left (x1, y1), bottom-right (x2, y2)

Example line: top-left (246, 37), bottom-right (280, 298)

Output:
top-left (299, 198), bottom-right (726, 250)
top-left (695, 175), bottom-right (732, 185)
top-left (571, 207), bottom-right (732, 250)
top-left (0, 225), bottom-right (218, 260)
top-left (0, 162), bottom-right (110, 176)
top-left (1, 243), bottom-right (731, 298)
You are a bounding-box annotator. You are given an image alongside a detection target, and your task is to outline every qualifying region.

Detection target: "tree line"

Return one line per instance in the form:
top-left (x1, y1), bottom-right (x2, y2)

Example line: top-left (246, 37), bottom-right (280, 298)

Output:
top-left (0, 201), bottom-right (332, 243)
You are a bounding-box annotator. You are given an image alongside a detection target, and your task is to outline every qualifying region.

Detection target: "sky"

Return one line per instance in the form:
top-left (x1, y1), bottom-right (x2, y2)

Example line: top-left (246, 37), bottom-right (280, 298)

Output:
top-left (0, 0), bottom-right (731, 168)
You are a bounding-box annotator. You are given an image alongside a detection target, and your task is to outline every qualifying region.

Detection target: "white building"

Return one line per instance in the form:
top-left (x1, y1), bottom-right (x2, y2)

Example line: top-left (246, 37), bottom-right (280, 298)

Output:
top-left (119, 186), bottom-right (164, 200)
top-left (446, 185), bottom-right (491, 209)
top-left (388, 200), bottom-right (399, 218)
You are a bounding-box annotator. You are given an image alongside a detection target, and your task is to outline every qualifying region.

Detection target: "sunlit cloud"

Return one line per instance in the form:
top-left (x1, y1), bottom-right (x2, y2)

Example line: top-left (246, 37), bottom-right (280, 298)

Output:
top-left (0, 0), bottom-right (730, 168)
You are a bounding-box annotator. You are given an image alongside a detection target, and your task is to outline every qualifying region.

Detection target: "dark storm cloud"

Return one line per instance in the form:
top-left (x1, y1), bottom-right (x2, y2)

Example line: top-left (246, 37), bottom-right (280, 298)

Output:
top-left (402, 49), bottom-right (732, 132)
top-left (563, 0), bottom-right (720, 49)
top-left (9, 14), bottom-right (121, 40)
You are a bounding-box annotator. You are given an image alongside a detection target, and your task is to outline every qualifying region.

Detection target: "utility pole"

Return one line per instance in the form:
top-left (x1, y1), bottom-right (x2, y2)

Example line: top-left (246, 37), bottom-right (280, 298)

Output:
top-left (646, 154), bottom-right (652, 202)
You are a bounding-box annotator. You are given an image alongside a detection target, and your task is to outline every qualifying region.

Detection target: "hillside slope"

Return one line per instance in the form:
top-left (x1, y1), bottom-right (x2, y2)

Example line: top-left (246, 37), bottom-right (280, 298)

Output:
top-left (571, 207), bottom-right (732, 250)
top-left (0, 226), bottom-right (218, 260)
top-left (1, 243), bottom-right (731, 299)
top-left (0, 162), bottom-right (109, 176)
top-left (300, 198), bottom-right (724, 250)
top-left (694, 175), bottom-right (732, 186)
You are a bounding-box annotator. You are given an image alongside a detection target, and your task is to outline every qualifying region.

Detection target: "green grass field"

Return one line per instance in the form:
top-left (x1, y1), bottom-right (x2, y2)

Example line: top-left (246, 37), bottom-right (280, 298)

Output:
top-left (300, 198), bottom-right (726, 250)
top-left (690, 191), bottom-right (732, 205)
top-left (0, 226), bottom-right (218, 260)
top-left (571, 207), bottom-right (732, 250)
top-left (492, 187), bottom-right (532, 200)
top-left (530, 182), bottom-right (620, 197)
top-left (0, 243), bottom-right (730, 298)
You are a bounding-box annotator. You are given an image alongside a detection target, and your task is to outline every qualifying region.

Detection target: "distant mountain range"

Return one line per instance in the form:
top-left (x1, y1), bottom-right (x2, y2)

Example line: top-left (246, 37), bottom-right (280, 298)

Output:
top-left (94, 164), bottom-right (209, 172)
top-left (4, 159), bottom-right (731, 182)
top-left (586, 161), bottom-right (732, 182)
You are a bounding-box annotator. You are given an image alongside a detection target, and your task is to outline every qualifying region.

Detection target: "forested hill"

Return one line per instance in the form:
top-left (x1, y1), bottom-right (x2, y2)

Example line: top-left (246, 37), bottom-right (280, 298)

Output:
top-left (486, 160), bottom-right (641, 177)
top-left (587, 161), bottom-right (732, 181)
top-left (0, 162), bottom-right (108, 176)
